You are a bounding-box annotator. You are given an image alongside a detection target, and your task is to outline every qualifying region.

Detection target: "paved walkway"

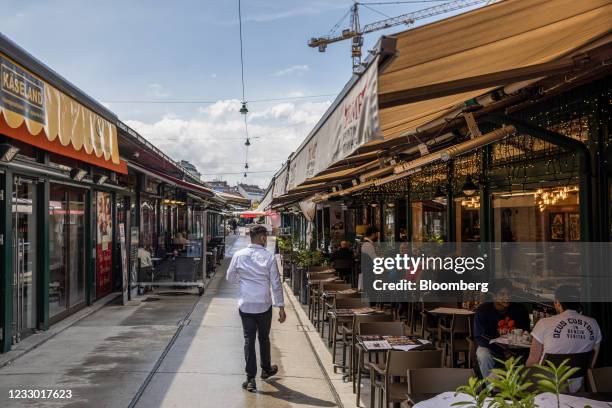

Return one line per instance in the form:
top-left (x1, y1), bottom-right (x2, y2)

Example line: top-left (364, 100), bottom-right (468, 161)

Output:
top-left (0, 235), bottom-right (339, 408)
top-left (134, 235), bottom-right (338, 408)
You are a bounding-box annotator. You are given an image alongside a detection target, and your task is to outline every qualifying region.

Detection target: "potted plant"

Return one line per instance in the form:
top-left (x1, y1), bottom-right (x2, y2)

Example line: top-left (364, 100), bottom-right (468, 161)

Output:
top-left (453, 357), bottom-right (580, 408)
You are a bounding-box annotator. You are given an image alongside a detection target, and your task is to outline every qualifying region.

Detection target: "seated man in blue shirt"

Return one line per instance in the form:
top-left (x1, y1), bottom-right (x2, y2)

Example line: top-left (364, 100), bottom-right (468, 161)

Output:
top-left (474, 279), bottom-right (530, 378)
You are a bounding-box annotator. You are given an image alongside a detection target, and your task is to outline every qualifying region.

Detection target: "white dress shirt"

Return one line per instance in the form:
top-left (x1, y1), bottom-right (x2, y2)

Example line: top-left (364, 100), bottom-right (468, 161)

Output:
top-left (226, 243), bottom-right (285, 314)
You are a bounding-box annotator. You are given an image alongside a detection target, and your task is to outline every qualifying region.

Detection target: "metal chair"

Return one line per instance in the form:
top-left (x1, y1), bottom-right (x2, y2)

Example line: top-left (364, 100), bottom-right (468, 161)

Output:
top-left (354, 322), bottom-right (405, 407)
top-left (587, 367), bottom-right (612, 392)
top-left (439, 314), bottom-right (472, 368)
top-left (371, 349), bottom-right (444, 408)
top-left (405, 368), bottom-right (474, 406)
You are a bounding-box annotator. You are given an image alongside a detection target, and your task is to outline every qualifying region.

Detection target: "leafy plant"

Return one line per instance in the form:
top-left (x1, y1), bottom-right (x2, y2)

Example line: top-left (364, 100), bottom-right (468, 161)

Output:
top-left (488, 357), bottom-right (536, 408)
top-left (296, 248), bottom-right (324, 268)
top-left (277, 236), bottom-right (293, 253)
top-left (452, 377), bottom-right (489, 408)
top-left (532, 358), bottom-right (579, 408)
top-left (453, 357), bottom-right (579, 408)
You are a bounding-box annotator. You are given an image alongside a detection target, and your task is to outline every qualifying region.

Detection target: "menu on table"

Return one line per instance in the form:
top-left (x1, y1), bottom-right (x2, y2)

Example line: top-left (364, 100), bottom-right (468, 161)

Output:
top-left (334, 307), bottom-right (376, 316)
top-left (360, 335), bottom-right (431, 351)
top-left (361, 335), bottom-right (391, 350)
top-left (337, 288), bottom-right (357, 294)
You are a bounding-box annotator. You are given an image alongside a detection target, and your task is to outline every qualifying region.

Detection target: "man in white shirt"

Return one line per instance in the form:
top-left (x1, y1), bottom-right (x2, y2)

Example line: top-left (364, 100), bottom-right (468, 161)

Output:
top-left (226, 225), bottom-right (286, 392)
top-left (526, 285), bottom-right (601, 392)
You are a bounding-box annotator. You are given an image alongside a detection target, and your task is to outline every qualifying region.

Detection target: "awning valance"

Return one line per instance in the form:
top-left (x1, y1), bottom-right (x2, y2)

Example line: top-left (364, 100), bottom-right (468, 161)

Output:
top-left (0, 52), bottom-right (126, 173)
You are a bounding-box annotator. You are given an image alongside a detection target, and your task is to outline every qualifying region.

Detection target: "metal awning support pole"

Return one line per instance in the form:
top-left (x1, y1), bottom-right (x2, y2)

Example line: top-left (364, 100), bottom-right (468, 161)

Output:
top-left (482, 114), bottom-right (593, 242)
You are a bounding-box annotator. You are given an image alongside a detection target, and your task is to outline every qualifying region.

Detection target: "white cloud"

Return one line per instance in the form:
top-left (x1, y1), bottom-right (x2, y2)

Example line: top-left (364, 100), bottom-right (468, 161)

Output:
top-left (147, 83), bottom-right (169, 98)
top-left (125, 98), bottom-right (331, 187)
top-left (272, 65), bottom-right (309, 77)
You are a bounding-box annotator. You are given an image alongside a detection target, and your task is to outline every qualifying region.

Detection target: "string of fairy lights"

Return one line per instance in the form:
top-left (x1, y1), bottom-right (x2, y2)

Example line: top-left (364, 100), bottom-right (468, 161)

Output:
top-left (238, 0), bottom-right (250, 178)
top-left (353, 86), bottom-right (610, 204)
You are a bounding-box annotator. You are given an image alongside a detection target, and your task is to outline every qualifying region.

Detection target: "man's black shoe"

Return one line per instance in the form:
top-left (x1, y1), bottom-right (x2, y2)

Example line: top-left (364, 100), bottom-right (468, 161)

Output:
top-left (261, 365), bottom-right (278, 380)
top-left (242, 377), bottom-right (256, 392)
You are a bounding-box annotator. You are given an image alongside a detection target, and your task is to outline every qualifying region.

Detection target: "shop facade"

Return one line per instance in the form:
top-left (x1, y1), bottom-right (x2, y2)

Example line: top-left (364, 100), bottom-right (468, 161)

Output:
top-left (0, 36), bottom-right (228, 354)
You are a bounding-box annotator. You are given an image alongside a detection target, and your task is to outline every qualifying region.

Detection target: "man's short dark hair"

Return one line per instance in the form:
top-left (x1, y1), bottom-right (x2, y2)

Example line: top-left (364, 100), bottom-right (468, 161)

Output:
top-left (365, 226), bottom-right (379, 237)
top-left (555, 285), bottom-right (582, 312)
top-left (249, 225), bottom-right (268, 241)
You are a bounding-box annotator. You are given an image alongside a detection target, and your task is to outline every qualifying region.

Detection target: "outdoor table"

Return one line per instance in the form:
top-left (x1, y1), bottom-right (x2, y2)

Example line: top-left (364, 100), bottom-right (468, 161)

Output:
top-left (356, 335), bottom-right (434, 352)
top-left (328, 307), bottom-right (385, 346)
top-left (412, 391), bottom-right (612, 408)
top-left (307, 269), bottom-right (336, 276)
top-left (428, 307), bottom-right (474, 316)
top-left (318, 289), bottom-right (360, 334)
top-left (490, 332), bottom-right (531, 349)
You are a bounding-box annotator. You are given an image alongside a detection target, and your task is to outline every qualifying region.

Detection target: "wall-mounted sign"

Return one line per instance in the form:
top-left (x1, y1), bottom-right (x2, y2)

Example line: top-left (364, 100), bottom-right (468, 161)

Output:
top-left (1, 58), bottom-right (45, 124)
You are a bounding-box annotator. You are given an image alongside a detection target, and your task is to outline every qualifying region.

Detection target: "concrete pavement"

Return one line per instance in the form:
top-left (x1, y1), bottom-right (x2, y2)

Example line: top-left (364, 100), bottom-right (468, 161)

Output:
top-left (0, 235), bottom-right (340, 408)
top-left (133, 234), bottom-right (339, 408)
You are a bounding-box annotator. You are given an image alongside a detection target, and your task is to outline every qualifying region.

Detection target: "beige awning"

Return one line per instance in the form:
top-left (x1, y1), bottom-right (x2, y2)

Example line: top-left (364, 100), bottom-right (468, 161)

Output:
top-left (377, 0), bottom-right (612, 140)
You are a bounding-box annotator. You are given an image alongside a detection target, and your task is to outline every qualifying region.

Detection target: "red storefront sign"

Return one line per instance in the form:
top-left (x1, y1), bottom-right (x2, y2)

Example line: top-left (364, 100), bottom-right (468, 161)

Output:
top-left (96, 192), bottom-right (113, 297)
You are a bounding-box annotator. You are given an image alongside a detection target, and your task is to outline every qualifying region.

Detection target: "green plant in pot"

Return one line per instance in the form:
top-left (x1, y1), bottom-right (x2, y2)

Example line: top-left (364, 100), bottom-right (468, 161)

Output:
top-left (453, 357), bottom-right (581, 408)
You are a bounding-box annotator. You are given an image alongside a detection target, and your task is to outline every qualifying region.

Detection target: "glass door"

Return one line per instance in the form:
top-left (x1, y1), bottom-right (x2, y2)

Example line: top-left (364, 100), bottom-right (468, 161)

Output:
top-left (49, 184), bottom-right (86, 321)
top-left (12, 176), bottom-right (38, 343)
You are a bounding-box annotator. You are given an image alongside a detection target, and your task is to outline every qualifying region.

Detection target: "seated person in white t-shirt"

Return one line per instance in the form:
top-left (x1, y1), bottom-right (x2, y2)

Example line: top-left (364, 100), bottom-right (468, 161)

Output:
top-left (526, 285), bottom-right (602, 392)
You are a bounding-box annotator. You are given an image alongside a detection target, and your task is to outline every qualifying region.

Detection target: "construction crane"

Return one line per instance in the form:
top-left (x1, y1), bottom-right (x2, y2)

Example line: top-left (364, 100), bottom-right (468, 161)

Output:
top-left (308, 0), bottom-right (490, 73)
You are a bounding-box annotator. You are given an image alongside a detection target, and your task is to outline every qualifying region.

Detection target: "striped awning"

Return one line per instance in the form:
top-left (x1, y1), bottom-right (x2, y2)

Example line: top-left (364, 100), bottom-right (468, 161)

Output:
top-left (0, 51), bottom-right (126, 173)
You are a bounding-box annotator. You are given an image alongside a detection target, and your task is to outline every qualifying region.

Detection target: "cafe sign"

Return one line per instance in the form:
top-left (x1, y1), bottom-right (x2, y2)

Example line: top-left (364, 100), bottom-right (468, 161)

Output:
top-left (0, 52), bottom-right (126, 174)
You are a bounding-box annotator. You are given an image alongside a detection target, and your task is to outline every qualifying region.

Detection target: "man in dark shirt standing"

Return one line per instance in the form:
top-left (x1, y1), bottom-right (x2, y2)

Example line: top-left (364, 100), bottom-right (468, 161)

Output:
top-left (474, 279), bottom-right (529, 378)
top-left (331, 240), bottom-right (354, 283)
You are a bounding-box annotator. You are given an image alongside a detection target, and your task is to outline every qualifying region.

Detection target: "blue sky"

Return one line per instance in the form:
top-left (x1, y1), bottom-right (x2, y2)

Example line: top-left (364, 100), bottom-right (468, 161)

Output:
top-left (2, 0), bottom-right (485, 187)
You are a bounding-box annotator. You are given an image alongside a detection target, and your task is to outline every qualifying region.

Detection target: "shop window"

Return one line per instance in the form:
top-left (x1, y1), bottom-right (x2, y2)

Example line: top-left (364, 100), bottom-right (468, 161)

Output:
top-left (49, 184), bottom-right (86, 319)
top-left (411, 200), bottom-right (447, 243)
top-left (383, 202), bottom-right (395, 243)
top-left (455, 197), bottom-right (480, 242)
top-left (492, 186), bottom-right (579, 242)
top-left (140, 196), bottom-right (157, 253)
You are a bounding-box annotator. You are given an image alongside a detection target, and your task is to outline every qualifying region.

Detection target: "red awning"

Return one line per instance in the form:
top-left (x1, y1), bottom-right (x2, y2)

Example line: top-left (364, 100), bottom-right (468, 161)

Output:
top-left (146, 167), bottom-right (215, 198)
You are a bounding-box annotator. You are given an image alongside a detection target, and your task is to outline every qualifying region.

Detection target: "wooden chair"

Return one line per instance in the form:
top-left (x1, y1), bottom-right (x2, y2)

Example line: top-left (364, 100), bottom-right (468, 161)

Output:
top-left (355, 322), bottom-right (405, 407)
top-left (439, 314), bottom-right (472, 368)
top-left (587, 367), bottom-right (612, 392)
top-left (405, 368), bottom-right (474, 406)
top-left (371, 349), bottom-right (443, 408)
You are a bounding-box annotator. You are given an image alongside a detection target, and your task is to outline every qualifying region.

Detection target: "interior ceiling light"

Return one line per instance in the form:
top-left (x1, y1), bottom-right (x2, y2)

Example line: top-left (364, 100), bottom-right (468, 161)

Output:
top-left (0, 143), bottom-right (19, 162)
top-left (461, 175), bottom-right (478, 196)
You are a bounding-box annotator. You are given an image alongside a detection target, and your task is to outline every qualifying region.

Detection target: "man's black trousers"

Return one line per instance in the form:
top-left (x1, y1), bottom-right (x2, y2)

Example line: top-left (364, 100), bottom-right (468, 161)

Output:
top-left (239, 306), bottom-right (273, 379)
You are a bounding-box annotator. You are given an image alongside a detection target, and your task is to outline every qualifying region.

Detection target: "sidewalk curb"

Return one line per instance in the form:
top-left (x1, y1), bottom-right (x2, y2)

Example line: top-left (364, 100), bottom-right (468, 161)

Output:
top-left (0, 292), bottom-right (121, 369)
top-left (284, 281), bottom-right (357, 408)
